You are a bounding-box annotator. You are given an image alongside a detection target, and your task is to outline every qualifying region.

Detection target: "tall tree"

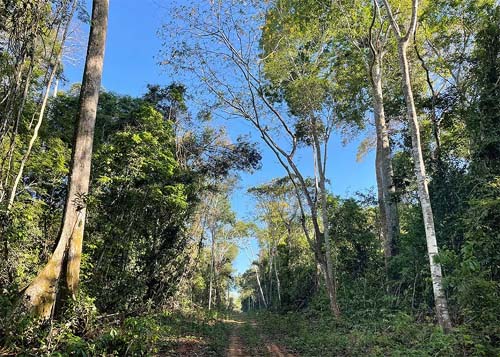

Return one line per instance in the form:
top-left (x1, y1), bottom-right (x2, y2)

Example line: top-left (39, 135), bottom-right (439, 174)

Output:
top-left (23, 0), bottom-right (109, 318)
top-left (381, 0), bottom-right (452, 331)
top-left (324, 0), bottom-right (401, 266)
top-left (367, 0), bottom-right (400, 264)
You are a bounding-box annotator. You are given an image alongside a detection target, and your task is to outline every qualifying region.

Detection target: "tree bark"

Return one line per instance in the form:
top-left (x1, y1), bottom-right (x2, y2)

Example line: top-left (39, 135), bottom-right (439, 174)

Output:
top-left (368, 0), bottom-right (399, 270)
top-left (273, 255), bottom-right (281, 307)
top-left (254, 264), bottom-right (267, 309)
top-left (208, 231), bottom-right (215, 310)
top-left (375, 143), bottom-right (387, 247)
top-left (23, 0), bottom-right (108, 318)
top-left (382, 0), bottom-right (452, 332)
top-left (312, 115), bottom-right (340, 317)
top-left (371, 55), bottom-right (399, 265)
top-left (398, 43), bottom-right (452, 332)
top-left (268, 250), bottom-right (273, 307)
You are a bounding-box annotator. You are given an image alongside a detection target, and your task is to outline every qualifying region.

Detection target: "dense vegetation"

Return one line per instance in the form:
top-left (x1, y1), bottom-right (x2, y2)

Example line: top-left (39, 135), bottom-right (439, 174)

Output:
top-left (1, 0), bottom-right (499, 355)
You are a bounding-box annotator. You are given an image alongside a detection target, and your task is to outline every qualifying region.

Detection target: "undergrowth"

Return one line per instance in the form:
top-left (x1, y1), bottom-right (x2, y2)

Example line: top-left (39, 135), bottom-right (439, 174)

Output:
top-left (251, 309), bottom-right (499, 356)
top-left (1, 304), bottom-right (231, 356)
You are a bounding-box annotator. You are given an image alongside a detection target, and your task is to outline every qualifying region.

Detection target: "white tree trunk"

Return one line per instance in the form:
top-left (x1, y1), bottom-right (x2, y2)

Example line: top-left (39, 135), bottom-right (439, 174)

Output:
top-left (381, 0), bottom-right (452, 332)
top-left (254, 265), bottom-right (267, 308)
top-left (397, 43), bottom-right (452, 331)
top-left (273, 254), bottom-right (281, 306)
top-left (208, 233), bottom-right (215, 310)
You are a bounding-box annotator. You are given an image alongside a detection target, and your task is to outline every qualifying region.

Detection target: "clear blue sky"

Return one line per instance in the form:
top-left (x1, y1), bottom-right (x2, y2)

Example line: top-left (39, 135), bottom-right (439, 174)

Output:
top-left (63, 0), bottom-right (377, 276)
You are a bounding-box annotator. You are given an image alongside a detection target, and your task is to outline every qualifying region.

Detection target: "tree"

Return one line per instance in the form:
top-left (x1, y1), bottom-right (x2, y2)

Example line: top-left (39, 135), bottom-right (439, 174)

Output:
top-left (7, 0), bottom-right (78, 209)
top-left (381, 0), bottom-right (452, 331)
top-left (261, 0), bottom-right (401, 270)
top-left (23, 0), bottom-right (109, 318)
top-left (366, 1), bottom-right (400, 264)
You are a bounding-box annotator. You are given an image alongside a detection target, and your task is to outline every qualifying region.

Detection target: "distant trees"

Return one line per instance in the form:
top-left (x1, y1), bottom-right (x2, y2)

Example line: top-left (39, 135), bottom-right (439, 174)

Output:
top-left (171, 186), bottom-right (242, 311)
top-left (205, 190), bottom-right (235, 310)
top-left (248, 179), bottom-right (308, 310)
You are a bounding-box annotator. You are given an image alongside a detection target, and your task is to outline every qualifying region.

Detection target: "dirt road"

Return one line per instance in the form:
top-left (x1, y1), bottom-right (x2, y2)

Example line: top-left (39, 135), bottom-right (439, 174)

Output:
top-left (225, 316), bottom-right (296, 357)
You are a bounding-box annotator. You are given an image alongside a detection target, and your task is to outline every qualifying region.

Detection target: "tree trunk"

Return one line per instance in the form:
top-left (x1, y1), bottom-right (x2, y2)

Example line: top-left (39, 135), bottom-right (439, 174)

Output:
top-left (23, 0), bottom-right (108, 319)
top-left (381, 0), bottom-right (452, 332)
top-left (268, 248), bottom-right (273, 307)
top-left (371, 54), bottom-right (399, 265)
top-left (208, 232), bottom-right (215, 310)
top-left (273, 251), bottom-right (281, 307)
top-left (254, 264), bottom-right (267, 308)
top-left (397, 42), bottom-right (452, 331)
top-left (375, 143), bottom-right (387, 249)
top-left (312, 115), bottom-right (340, 317)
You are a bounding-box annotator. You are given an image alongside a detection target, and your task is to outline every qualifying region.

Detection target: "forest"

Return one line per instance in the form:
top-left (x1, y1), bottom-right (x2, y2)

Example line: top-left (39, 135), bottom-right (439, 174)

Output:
top-left (0, 0), bottom-right (499, 355)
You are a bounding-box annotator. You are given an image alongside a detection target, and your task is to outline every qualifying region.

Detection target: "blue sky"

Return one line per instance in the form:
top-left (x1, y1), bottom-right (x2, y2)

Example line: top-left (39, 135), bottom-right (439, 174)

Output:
top-left (64, 0), bottom-right (377, 276)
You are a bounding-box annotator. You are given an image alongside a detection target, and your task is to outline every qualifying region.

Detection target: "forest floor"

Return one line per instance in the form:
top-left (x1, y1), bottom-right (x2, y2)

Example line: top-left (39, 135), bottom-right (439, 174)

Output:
top-left (5, 308), bottom-right (494, 355)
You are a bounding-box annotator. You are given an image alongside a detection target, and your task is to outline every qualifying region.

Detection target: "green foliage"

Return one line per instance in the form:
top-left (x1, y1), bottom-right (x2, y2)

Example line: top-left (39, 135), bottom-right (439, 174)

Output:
top-left (83, 103), bottom-right (195, 311)
top-left (330, 196), bottom-right (381, 279)
top-left (253, 310), bottom-right (497, 356)
top-left (0, 80), bottom-right (260, 349)
top-left (261, 0), bottom-right (369, 132)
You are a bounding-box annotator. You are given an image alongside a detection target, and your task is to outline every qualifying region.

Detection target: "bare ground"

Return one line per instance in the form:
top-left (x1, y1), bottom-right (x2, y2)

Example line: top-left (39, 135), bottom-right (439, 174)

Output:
top-left (225, 316), bottom-right (296, 357)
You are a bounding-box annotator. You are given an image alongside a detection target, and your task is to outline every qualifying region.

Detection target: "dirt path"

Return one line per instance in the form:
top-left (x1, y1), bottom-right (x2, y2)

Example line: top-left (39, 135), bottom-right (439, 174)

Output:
top-left (265, 343), bottom-right (295, 357)
top-left (226, 318), bottom-right (247, 357)
top-left (225, 316), bottom-right (296, 357)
